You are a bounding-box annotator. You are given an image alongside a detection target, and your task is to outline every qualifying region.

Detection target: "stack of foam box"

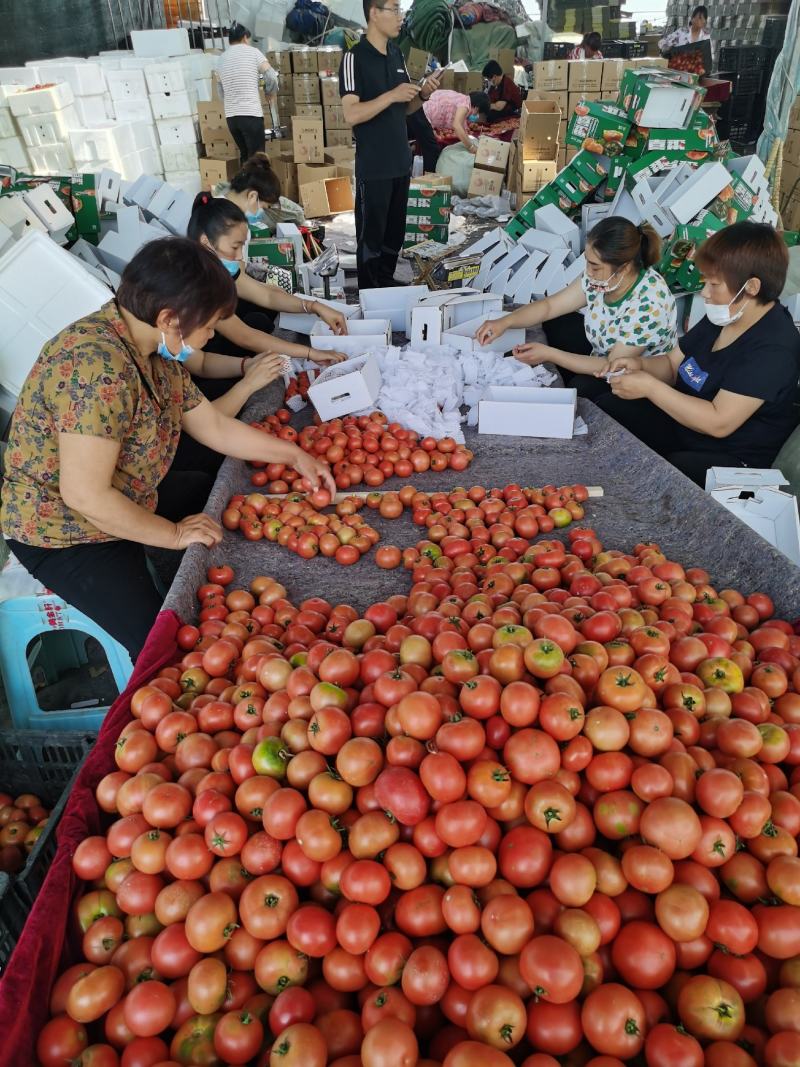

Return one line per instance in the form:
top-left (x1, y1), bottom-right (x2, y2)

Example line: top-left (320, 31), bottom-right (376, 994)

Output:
top-left (7, 82), bottom-right (81, 176)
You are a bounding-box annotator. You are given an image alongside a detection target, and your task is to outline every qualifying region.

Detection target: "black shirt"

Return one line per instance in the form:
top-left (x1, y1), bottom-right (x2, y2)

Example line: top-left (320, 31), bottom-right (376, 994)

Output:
top-left (339, 38), bottom-right (413, 181)
top-left (674, 303), bottom-right (800, 462)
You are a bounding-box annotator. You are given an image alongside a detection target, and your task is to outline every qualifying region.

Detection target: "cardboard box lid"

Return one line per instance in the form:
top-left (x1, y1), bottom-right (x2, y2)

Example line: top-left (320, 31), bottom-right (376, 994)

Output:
top-left (709, 487), bottom-right (800, 566)
top-left (705, 468), bottom-right (788, 491)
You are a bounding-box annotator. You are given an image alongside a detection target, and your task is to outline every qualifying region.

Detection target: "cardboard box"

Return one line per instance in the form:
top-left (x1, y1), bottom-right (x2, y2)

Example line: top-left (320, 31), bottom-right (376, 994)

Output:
top-left (324, 105), bottom-right (348, 129)
top-left (489, 49), bottom-right (516, 76)
top-left (200, 120), bottom-right (236, 146)
top-left (320, 78), bottom-right (340, 107)
top-left (325, 128), bottom-right (352, 148)
top-left (788, 97), bottom-right (800, 133)
top-left (602, 59), bottom-right (626, 90)
top-left (568, 61), bottom-right (603, 93)
top-left (617, 69), bottom-right (704, 129)
top-left (291, 48), bottom-right (318, 73)
top-left (568, 91), bottom-right (601, 116)
top-left (295, 104), bottom-right (323, 121)
top-left (520, 96), bottom-right (561, 161)
top-left (316, 47), bottom-right (343, 77)
top-left (204, 139), bottom-right (239, 161)
top-left (661, 161), bottom-right (736, 224)
top-left (311, 317), bottom-right (391, 355)
top-left (535, 202), bottom-right (580, 256)
top-left (533, 61), bottom-right (569, 92)
top-left (784, 128), bottom-right (800, 166)
top-left (293, 74), bottom-right (321, 104)
top-left (292, 117), bottom-right (324, 164)
top-left (468, 168), bottom-right (504, 197)
top-left (406, 48), bottom-right (430, 81)
top-left (200, 157), bottom-right (239, 188)
top-left (247, 235), bottom-right (296, 270)
top-left (537, 89), bottom-right (568, 115)
top-left (197, 102), bottom-right (225, 126)
top-left (566, 99), bottom-right (630, 153)
top-left (443, 312), bottom-right (525, 354)
top-left (517, 158), bottom-right (557, 192)
top-left (324, 146), bottom-right (356, 165)
top-left (474, 136), bottom-right (510, 173)
top-left (360, 284), bottom-right (428, 331)
top-left (267, 50), bottom-right (292, 76)
top-left (478, 385), bottom-right (577, 438)
top-left (708, 485), bottom-right (800, 566)
top-left (300, 175), bottom-right (354, 218)
top-left (308, 354), bottom-right (382, 420)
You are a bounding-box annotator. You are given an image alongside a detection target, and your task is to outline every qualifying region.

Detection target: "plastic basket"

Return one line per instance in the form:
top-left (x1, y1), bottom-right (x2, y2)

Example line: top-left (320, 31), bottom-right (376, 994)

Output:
top-left (0, 873), bottom-right (28, 972)
top-left (718, 44), bottom-right (772, 71)
top-left (0, 731), bottom-right (94, 913)
top-left (543, 42), bottom-right (572, 59)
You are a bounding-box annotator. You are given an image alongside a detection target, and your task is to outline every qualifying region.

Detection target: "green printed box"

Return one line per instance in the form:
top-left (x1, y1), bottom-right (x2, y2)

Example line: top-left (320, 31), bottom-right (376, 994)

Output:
top-left (617, 69), bottom-right (705, 129)
top-left (602, 157), bottom-right (628, 200)
top-left (659, 209), bottom-right (725, 291)
top-left (566, 99), bottom-right (630, 153)
top-left (403, 224), bottom-right (449, 248)
top-left (624, 109), bottom-right (718, 160)
top-left (248, 237), bottom-right (296, 268)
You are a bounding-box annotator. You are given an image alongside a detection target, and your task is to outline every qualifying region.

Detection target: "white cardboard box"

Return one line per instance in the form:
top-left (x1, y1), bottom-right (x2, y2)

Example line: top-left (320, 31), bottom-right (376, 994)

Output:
top-left (705, 467), bottom-right (788, 492)
top-left (633, 79), bottom-right (697, 129)
top-left (114, 98), bottom-right (154, 123)
top-left (535, 203), bottom-right (581, 257)
top-left (156, 118), bottom-right (199, 146)
top-left (311, 318), bottom-right (391, 355)
top-left (124, 174), bottom-right (165, 212)
top-left (478, 385), bottom-right (577, 438)
top-left (8, 82), bottom-right (74, 117)
top-left (21, 184), bottom-right (75, 243)
top-left (0, 231), bottom-right (112, 397)
top-left (662, 162), bottom-right (731, 225)
top-left (105, 69), bottom-right (148, 102)
top-left (360, 285), bottom-right (428, 333)
top-left (34, 60), bottom-right (106, 96)
top-left (131, 28), bottom-right (191, 59)
top-left (0, 196), bottom-right (46, 240)
top-left (709, 485), bottom-right (800, 566)
top-left (443, 312), bottom-right (525, 354)
top-left (307, 353), bottom-right (382, 420)
top-left (145, 63), bottom-right (190, 95)
top-left (631, 178), bottom-right (675, 238)
top-left (149, 90), bottom-right (197, 120)
top-left (278, 300), bottom-right (359, 335)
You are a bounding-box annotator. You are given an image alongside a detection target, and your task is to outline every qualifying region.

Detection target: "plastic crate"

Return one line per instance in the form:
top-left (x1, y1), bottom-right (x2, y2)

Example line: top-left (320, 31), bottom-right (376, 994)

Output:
top-left (718, 44), bottom-right (772, 71)
top-left (762, 17), bottom-right (787, 49)
top-left (543, 42), bottom-right (572, 59)
top-left (723, 68), bottom-right (764, 96)
top-left (620, 41), bottom-right (646, 58)
top-left (0, 731), bottom-right (94, 912)
top-left (729, 91), bottom-right (759, 122)
top-left (0, 873), bottom-right (28, 972)
top-left (601, 40), bottom-right (623, 58)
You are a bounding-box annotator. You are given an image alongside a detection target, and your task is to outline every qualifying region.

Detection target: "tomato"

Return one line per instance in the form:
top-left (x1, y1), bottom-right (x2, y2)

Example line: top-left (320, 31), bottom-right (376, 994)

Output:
top-left (123, 980), bottom-right (176, 1037)
top-left (466, 984), bottom-right (526, 1049)
top-left (37, 1016), bottom-right (89, 1067)
top-left (678, 975), bottom-right (745, 1041)
top-left (188, 957), bottom-right (228, 1015)
top-left (373, 767), bottom-right (430, 826)
top-left (519, 936), bottom-right (583, 1003)
top-left (214, 1009), bottom-right (264, 1064)
top-left (610, 921), bottom-right (676, 989)
top-left (644, 1023), bottom-right (703, 1067)
top-left (581, 984), bottom-right (646, 1058)
top-left (361, 1018), bottom-right (418, 1067)
top-left (401, 945), bottom-right (449, 1006)
top-left (640, 797), bottom-right (702, 859)
top-left (170, 1013), bottom-right (221, 1065)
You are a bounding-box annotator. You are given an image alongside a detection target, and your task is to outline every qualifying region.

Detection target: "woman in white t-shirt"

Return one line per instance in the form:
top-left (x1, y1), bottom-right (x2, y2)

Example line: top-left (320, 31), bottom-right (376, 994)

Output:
top-left (474, 218), bottom-right (678, 399)
top-left (659, 6), bottom-right (710, 51)
top-left (218, 23), bottom-right (276, 164)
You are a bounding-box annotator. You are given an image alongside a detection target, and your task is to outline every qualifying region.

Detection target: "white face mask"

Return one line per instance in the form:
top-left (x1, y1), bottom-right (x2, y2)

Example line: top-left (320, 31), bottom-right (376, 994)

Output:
top-left (586, 265), bottom-right (624, 293)
top-left (705, 283), bottom-right (749, 327)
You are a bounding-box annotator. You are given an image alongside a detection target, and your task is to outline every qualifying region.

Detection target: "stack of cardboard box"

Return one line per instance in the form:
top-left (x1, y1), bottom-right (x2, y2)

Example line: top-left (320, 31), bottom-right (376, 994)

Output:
top-left (504, 66), bottom-right (778, 295)
top-left (405, 175), bottom-right (452, 247)
top-left (469, 137), bottom-right (511, 197)
top-left (198, 101), bottom-right (239, 189)
top-left (781, 97), bottom-right (800, 230)
top-left (508, 94), bottom-right (562, 204)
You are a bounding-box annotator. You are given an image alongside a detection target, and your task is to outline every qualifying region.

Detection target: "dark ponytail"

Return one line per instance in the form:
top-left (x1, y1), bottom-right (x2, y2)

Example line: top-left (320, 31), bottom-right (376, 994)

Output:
top-left (587, 217), bottom-right (661, 271)
top-left (188, 193), bottom-right (248, 246)
top-left (230, 153), bottom-right (281, 204)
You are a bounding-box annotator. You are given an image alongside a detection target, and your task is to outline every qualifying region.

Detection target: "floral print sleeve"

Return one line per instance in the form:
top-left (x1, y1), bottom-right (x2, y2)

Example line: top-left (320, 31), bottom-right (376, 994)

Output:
top-left (48, 342), bottom-right (137, 440)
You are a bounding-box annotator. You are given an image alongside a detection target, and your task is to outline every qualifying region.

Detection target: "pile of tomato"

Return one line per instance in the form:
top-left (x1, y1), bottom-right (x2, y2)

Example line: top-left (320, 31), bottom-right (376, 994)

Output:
top-left (221, 483), bottom-right (589, 567)
top-left (35, 509), bottom-right (800, 1067)
top-left (246, 410), bottom-right (474, 493)
top-left (0, 790), bottom-right (50, 874)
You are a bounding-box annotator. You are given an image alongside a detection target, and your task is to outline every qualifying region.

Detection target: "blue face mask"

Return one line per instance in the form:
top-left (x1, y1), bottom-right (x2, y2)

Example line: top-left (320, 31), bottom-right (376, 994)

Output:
top-left (246, 209), bottom-right (265, 224)
top-left (157, 331), bottom-right (193, 363)
top-left (221, 257), bottom-right (241, 276)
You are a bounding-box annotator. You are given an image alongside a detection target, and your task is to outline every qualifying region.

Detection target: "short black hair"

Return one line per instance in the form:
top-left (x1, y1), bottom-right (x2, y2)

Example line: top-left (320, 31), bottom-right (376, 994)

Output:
top-left (696, 221), bottom-right (788, 304)
top-left (482, 60), bottom-right (502, 79)
top-left (469, 91), bottom-right (490, 119)
top-left (231, 153), bottom-right (281, 204)
top-left (117, 237), bottom-right (237, 335)
top-left (229, 22), bottom-right (251, 43)
top-left (362, 0), bottom-right (386, 22)
top-left (691, 5), bottom-right (708, 18)
top-left (188, 192), bottom-right (248, 247)
top-left (584, 31), bottom-right (602, 49)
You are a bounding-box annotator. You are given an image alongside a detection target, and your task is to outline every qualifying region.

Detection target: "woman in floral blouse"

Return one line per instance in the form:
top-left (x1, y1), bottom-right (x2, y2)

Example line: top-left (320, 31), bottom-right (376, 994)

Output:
top-left (475, 217), bottom-right (678, 400)
top-left (1, 238), bottom-right (334, 662)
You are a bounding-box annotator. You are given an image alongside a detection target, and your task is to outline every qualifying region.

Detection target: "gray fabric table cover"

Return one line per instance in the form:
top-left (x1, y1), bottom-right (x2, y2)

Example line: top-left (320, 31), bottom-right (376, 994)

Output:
top-left (162, 386), bottom-right (800, 624)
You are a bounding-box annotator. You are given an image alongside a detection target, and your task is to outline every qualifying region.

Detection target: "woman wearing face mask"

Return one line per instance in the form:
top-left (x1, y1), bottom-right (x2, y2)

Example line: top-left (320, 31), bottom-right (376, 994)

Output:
top-left (594, 222), bottom-right (800, 486)
top-left (0, 238), bottom-right (335, 663)
top-left (217, 153), bottom-right (305, 235)
top-left (187, 193), bottom-right (347, 387)
top-left (475, 218), bottom-right (677, 398)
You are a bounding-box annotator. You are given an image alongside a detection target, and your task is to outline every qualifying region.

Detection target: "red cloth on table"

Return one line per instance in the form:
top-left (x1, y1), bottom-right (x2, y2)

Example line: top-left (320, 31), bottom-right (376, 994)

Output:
top-left (0, 609), bottom-right (182, 1067)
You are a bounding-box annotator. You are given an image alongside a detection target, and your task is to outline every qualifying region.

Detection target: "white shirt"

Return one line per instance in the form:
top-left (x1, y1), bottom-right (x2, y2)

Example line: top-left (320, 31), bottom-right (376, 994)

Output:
top-left (581, 267), bottom-right (678, 358)
top-left (659, 26), bottom-right (710, 50)
top-left (218, 43), bottom-right (269, 118)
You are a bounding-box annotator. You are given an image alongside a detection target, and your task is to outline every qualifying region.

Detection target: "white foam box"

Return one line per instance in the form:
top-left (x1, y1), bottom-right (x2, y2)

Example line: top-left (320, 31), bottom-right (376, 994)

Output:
top-left (194, 79), bottom-right (213, 103)
top-left (70, 123), bottom-right (136, 164)
top-left (163, 171), bottom-right (202, 196)
top-left (160, 143), bottom-right (200, 171)
top-left (106, 69), bottom-right (148, 102)
top-left (661, 162), bottom-right (731, 225)
top-left (34, 60), bottom-right (106, 96)
top-left (124, 174), bottom-right (164, 212)
top-left (709, 485), bottom-right (800, 566)
top-left (21, 184), bottom-right (75, 243)
top-left (0, 68), bottom-right (40, 87)
top-left (149, 90), bottom-right (197, 120)
top-left (0, 111), bottom-right (17, 144)
top-left (189, 51), bottom-right (218, 80)
top-left (16, 106), bottom-right (79, 148)
top-left (27, 143), bottom-right (73, 173)
top-left (443, 311), bottom-right (525, 354)
top-left (478, 385), bottom-right (577, 438)
top-left (308, 354), bottom-right (382, 420)
top-left (73, 94), bottom-right (110, 127)
top-left (534, 203), bottom-right (581, 257)
top-left (360, 285), bottom-right (428, 334)
top-left (145, 63), bottom-right (190, 95)
top-left (0, 231), bottom-right (112, 397)
top-left (311, 318), bottom-right (391, 355)
top-left (278, 299), bottom-right (359, 335)
top-left (114, 98), bottom-right (154, 123)
top-left (8, 82), bottom-right (74, 117)
top-left (120, 148), bottom-right (163, 181)
top-left (148, 184), bottom-right (193, 234)
top-left (157, 118), bottom-right (199, 146)
top-left (130, 120), bottom-right (159, 151)
top-left (131, 28), bottom-right (191, 59)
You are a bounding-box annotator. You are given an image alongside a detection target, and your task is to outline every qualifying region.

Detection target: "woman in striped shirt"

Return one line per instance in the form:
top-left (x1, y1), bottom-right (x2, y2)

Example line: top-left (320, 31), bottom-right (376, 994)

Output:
top-left (218, 23), bottom-right (277, 164)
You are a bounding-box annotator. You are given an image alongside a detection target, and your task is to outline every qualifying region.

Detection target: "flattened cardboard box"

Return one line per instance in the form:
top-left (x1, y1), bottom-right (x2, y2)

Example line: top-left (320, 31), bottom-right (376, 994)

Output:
top-left (300, 175), bottom-right (354, 218)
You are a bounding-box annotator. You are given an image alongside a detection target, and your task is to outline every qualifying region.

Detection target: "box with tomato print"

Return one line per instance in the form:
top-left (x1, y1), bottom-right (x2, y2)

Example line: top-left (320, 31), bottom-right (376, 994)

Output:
top-left (566, 99), bottom-right (631, 155)
top-left (617, 68), bottom-right (705, 130)
top-left (658, 208), bottom-right (725, 292)
top-left (623, 109), bottom-right (719, 162)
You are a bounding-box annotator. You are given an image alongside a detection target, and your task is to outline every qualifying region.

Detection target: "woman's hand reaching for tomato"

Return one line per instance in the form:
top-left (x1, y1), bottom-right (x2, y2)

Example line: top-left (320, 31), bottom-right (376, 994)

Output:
top-left (173, 513), bottom-right (224, 550)
top-left (292, 448), bottom-right (337, 499)
top-left (308, 348), bottom-right (347, 365)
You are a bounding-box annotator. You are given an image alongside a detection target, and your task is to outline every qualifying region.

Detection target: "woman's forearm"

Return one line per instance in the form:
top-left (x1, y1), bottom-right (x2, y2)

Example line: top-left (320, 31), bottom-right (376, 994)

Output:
top-left (69, 487), bottom-right (180, 549)
top-left (193, 351), bottom-right (246, 380)
top-left (645, 378), bottom-right (721, 434)
top-left (216, 316), bottom-right (310, 360)
top-left (641, 354), bottom-right (678, 383)
top-left (545, 348), bottom-right (603, 375)
top-left (212, 379), bottom-right (252, 418)
top-left (502, 300), bottom-right (551, 329)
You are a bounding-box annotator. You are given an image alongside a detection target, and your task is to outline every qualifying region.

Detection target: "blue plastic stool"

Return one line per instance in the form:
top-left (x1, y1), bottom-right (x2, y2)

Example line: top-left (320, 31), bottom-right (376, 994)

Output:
top-left (0, 595), bottom-right (133, 731)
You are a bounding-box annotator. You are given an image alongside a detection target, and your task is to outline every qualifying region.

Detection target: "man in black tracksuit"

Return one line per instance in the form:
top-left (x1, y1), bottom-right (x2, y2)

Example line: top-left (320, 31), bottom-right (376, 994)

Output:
top-left (339, 1), bottom-right (441, 289)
